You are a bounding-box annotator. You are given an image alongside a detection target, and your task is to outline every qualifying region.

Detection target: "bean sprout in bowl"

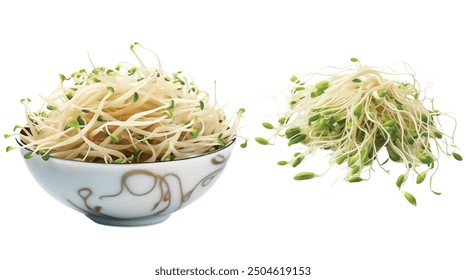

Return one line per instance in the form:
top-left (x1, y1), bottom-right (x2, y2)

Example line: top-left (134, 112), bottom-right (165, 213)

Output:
top-left (20, 139), bottom-right (235, 226)
top-left (7, 43), bottom-right (243, 226)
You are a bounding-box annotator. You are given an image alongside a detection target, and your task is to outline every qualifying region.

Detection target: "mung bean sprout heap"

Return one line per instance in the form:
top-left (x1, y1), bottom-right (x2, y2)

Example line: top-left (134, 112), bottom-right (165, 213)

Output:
top-left (6, 43), bottom-right (244, 163)
top-left (258, 58), bottom-right (462, 205)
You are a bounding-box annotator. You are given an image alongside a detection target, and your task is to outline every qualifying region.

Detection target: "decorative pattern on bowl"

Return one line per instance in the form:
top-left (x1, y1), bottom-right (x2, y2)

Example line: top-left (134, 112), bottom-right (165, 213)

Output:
top-left (20, 140), bottom-right (235, 226)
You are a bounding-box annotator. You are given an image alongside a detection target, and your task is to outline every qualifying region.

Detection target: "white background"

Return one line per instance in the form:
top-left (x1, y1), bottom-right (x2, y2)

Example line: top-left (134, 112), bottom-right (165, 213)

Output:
top-left (1, 1), bottom-right (465, 279)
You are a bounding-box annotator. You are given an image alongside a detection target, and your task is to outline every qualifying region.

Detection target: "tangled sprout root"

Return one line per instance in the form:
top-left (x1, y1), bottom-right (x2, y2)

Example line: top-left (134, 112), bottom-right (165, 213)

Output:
top-left (5, 43), bottom-right (244, 163)
top-left (259, 58), bottom-right (462, 206)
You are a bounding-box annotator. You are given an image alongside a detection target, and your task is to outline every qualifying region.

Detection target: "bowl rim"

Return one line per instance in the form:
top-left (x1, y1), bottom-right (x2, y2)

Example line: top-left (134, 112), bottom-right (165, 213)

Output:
top-left (17, 136), bottom-right (236, 166)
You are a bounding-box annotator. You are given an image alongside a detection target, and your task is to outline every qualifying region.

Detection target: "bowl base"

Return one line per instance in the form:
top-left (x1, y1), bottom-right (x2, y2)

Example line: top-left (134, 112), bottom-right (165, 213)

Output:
top-left (85, 214), bottom-right (171, 227)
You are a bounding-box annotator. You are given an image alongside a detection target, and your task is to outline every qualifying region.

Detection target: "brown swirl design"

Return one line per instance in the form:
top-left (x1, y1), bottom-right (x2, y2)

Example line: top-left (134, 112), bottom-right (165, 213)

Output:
top-left (67, 154), bottom-right (228, 220)
top-left (211, 154), bottom-right (225, 165)
top-left (182, 169), bottom-right (223, 202)
top-left (68, 188), bottom-right (114, 218)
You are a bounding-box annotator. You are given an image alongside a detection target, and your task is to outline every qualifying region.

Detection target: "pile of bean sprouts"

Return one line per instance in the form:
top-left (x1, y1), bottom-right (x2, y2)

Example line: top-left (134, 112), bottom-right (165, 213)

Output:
top-left (257, 58), bottom-right (462, 205)
top-left (6, 43), bottom-right (243, 163)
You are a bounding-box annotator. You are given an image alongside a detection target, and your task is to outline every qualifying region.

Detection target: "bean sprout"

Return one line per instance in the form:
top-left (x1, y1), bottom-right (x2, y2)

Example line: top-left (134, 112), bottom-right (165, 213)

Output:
top-left (259, 58), bottom-right (462, 205)
top-left (6, 43), bottom-right (244, 163)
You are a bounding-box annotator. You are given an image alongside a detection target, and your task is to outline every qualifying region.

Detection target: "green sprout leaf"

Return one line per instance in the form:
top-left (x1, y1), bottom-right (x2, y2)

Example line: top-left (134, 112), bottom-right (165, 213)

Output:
top-left (383, 119), bottom-right (396, 127)
top-left (288, 134), bottom-right (306, 146)
top-left (41, 152), bottom-right (51, 161)
top-left (76, 115), bottom-right (85, 126)
top-left (419, 155), bottom-right (434, 165)
top-left (133, 92), bottom-right (139, 102)
top-left (351, 165), bottom-right (361, 174)
top-left (453, 152), bottom-right (463, 161)
top-left (348, 176), bottom-right (363, 183)
top-left (110, 134), bottom-right (120, 143)
top-left (311, 90), bottom-right (325, 98)
top-left (165, 111), bottom-right (173, 118)
top-left (6, 146), bottom-right (16, 152)
top-left (308, 114), bottom-right (320, 125)
top-left (167, 100), bottom-right (175, 110)
top-left (285, 127), bottom-right (301, 139)
top-left (316, 81), bottom-right (330, 91)
top-left (433, 131), bottom-right (443, 139)
top-left (262, 122), bottom-right (274, 129)
top-left (165, 99), bottom-right (175, 119)
top-left (47, 104), bottom-right (56, 110)
top-left (421, 113), bottom-right (428, 123)
top-left (396, 174), bottom-right (405, 189)
top-left (388, 149), bottom-right (401, 162)
top-left (294, 172), bottom-right (317, 180)
top-left (128, 67), bottom-right (137, 76)
top-left (416, 171), bottom-right (427, 184)
top-left (59, 74), bottom-right (70, 83)
top-left (335, 155), bottom-right (347, 165)
top-left (191, 128), bottom-right (199, 138)
top-left (240, 139), bottom-right (248, 148)
top-left (37, 150), bottom-right (51, 161)
top-left (217, 133), bottom-right (225, 147)
top-left (348, 154), bottom-right (359, 167)
top-left (277, 160), bottom-right (288, 166)
top-left (294, 86), bottom-right (306, 92)
top-left (20, 98), bottom-right (31, 104)
top-left (23, 152), bottom-right (33, 159)
top-left (278, 117), bottom-right (289, 125)
top-left (353, 103), bottom-right (363, 118)
top-left (403, 192), bottom-right (417, 206)
top-left (126, 154), bottom-right (134, 163)
top-left (255, 137), bottom-right (269, 145)
top-left (361, 146), bottom-right (373, 164)
top-left (68, 120), bottom-right (79, 128)
top-left (64, 120), bottom-right (80, 130)
top-left (377, 90), bottom-right (386, 97)
top-left (291, 156), bottom-right (304, 167)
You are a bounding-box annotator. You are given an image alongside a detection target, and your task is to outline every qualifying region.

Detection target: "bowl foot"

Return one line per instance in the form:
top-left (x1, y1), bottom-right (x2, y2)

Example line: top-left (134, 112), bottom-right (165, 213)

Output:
top-left (85, 214), bottom-right (171, 227)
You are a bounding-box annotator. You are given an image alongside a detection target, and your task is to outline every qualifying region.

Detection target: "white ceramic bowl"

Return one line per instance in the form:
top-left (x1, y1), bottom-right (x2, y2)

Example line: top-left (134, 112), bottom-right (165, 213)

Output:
top-left (20, 140), bottom-right (235, 226)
